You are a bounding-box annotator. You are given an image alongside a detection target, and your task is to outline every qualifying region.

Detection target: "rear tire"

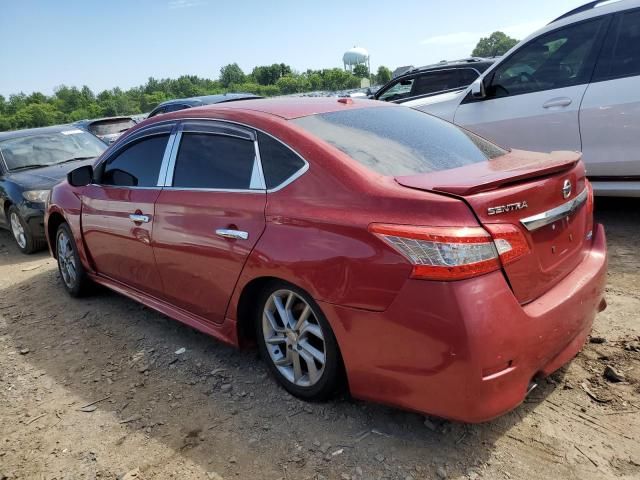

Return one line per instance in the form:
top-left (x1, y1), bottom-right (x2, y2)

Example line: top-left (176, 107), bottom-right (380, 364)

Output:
top-left (255, 280), bottom-right (342, 400)
top-left (8, 206), bottom-right (45, 254)
top-left (56, 223), bottom-right (91, 297)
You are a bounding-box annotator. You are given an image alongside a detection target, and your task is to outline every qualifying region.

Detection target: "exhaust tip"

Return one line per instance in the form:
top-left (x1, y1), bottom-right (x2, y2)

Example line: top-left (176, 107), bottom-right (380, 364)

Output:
top-left (526, 381), bottom-right (538, 396)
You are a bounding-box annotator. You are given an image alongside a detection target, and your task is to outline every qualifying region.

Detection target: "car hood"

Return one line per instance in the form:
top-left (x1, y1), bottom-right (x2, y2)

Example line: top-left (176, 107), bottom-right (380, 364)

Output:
top-left (7, 158), bottom-right (96, 190)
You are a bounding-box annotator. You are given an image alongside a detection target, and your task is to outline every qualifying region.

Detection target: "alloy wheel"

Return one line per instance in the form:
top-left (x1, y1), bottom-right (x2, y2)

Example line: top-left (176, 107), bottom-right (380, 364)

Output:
top-left (57, 230), bottom-right (77, 289)
top-left (10, 212), bottom-right (27, 249)
top-left (262, 289), bottom-right (327, 387)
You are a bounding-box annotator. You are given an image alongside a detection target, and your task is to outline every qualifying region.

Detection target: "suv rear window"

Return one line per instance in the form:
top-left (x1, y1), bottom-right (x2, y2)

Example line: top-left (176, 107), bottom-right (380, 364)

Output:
top-left (292, 107), bottom-right (506, 176)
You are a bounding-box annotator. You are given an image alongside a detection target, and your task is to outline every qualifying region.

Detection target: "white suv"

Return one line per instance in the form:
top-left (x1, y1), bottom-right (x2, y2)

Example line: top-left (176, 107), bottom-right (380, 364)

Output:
top-left (413, 0), bottom-right (640, 197)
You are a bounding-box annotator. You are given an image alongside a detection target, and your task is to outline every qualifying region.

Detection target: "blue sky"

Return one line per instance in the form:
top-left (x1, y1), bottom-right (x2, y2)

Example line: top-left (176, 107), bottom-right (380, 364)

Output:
top-left (0, 0), bottom-right (586, 96)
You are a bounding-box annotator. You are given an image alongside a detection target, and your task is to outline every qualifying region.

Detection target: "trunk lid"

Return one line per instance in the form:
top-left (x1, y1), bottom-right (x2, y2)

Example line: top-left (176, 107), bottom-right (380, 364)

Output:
top-left (395, 150), bottom-right (592, 304)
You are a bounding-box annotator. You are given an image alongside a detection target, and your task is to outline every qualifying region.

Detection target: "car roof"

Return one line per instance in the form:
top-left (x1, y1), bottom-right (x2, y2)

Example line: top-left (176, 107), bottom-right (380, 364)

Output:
top-left (157, 93), bottom-right (263, 108)
top-left (0, 124), bottom-right (77, 141)
top-left (188, 96), bottom-right (391, 120)
top-left (409, 58), bottom-right (496, 75)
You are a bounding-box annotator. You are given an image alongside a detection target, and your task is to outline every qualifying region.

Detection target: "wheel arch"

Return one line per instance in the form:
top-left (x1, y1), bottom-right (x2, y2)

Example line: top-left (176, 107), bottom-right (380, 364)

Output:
top-left (46, 211), bottom-right (67, 258)
top-left (233, 275), bottom-right (283, 348)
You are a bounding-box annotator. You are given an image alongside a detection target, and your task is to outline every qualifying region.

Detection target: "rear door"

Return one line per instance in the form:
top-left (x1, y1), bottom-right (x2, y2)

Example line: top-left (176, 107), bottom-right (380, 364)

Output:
top-left (454, 17), bottom-right (609, 151)
top-left (152, 121), bottom-right (266, 324)
top-left (580, 7), bottom-right (640, 179)
top-left (82, 123), bottom-right (175, 297)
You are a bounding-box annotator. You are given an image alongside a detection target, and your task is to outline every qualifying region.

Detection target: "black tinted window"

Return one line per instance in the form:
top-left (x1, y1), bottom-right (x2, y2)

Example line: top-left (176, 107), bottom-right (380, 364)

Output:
top-left (258, 133), bottom-right (305, 189)
top-left (173, 133), bottom-right (256, 189)
top-left (459, 68), bottom-right (480, 85)
top-left (412, 70), bottom-right (460, 96)
top-left (293, 107), bottom-right (506, 176)
top-left (490, 19), bottom-right (604, 97)
top-left (608, 11), bottom-right (640, 78)
top-left (102, 134), bottom-right (168, 187)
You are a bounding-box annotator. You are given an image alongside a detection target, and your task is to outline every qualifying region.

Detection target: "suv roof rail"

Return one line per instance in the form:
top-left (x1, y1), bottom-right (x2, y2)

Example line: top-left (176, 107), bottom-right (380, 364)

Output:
top-left (550, 0), bottom-right (621, 24)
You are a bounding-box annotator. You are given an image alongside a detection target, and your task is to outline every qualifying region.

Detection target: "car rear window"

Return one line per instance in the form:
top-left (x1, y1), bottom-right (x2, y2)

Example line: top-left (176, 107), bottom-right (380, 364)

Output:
top-left (292, 107), bottom-right (506, 176)
top-left (91, 119), bottom-right (136, 136)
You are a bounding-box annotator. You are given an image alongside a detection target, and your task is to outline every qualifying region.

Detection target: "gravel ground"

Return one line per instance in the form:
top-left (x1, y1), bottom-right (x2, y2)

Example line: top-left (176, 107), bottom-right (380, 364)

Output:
top-left (0, 197), bottom-right (639, 480)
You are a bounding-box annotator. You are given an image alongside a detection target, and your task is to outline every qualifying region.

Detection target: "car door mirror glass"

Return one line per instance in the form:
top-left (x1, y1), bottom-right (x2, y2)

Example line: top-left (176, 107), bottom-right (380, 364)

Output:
top-left (67, 165), bottom-right (94, 187)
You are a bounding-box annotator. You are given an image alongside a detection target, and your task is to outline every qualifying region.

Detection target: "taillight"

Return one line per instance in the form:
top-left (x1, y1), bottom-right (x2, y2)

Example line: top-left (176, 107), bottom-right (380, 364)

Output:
top-left (483, 224), bottom-right (530, 266)
top-left (370, 223), bottom-right (530, 281)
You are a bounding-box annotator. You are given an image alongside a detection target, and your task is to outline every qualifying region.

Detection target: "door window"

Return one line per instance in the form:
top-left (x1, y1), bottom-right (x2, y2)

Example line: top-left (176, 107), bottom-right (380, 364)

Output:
top-left (596, 10), bottom-right (640, 80)
top-left (411, 70), bottom-right (460, 96)
top-left (257, 133), bottom-right (306, 189)
top-left (101, 134), bottom-right (168, 187)
top-left (172, 133), bottom-right (257, 189)
top-left (488, 18), bottom-right (604, 97)
top-left (377, 78), bottom-right (415, 101)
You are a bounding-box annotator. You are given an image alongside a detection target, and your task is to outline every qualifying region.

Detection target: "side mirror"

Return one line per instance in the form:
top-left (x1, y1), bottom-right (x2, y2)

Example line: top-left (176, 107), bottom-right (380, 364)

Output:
top-left (67, 165), bottom-right (93, 187)
top-left (470, 78), bottom-right (487, 99)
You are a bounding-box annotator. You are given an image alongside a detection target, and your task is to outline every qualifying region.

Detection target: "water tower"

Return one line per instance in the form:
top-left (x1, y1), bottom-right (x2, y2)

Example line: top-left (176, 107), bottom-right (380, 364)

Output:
top-left (343, 46), bottom-right (370, 74)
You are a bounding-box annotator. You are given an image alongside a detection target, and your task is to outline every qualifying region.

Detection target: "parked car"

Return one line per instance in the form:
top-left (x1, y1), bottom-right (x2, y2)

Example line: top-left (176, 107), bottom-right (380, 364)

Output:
top-left (412, 0), bottom-right (640, 197)
top-left (147, 93), bottom-right (263, 118)
top-left (0, 125), bottom-right (107, 253)
top-left (374, 58), bottom-right (496, 104)
top-left (74, 116), bottom-right (138, 145)
top-left (46, 97), bottom-right (607, 422)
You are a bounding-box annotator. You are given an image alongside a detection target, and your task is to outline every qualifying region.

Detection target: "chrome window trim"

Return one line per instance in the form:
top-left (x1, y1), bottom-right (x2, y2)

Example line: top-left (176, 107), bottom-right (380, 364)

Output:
top-left (160, 187), bottom-right (266, 194)
top-left (250, 139), bottom-right (267, 190)
top-left (156, 130), bottom-right (178, 186)
top-left (163, 125), bottom-right (183, 187)
top-left (520, 187), bottom-right (588, 231)
top-left (160, 117), bottom-right (310, 192)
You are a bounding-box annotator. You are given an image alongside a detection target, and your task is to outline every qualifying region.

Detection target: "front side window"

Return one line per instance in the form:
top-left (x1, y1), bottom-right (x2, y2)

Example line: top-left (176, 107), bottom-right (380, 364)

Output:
top-left (489, 18), bottom-right (604, 97)
top-left (172, 133), bottom-right (256, 189)
top-left (377, 78), bottom-right (414, 101)
top-left (101, 134), bottom-right (168, 187)
top-left (293, 107), bottom-right (506, 177)
top-left (258, 133), bottom-right (305, 189)
top-left (0, 129), bottom-right (106, 171)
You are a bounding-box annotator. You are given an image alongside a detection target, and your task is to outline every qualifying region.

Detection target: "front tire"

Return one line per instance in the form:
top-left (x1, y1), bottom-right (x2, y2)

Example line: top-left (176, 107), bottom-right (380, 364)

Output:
top-left (56, 223), bottom-right (91, 297)
top-left (8, 206), bottom-right (45, 254)
top-left (256, 280), bottom-right (342, 400)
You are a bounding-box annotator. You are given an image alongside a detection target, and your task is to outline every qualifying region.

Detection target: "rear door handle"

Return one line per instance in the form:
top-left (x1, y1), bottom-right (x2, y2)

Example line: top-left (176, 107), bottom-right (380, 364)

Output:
top-left (216, 229), bottom-right (249, 240)
top-left (543, 97), bottom-right (572, 108)
top-left (129, 214), bottom-right (150, 223)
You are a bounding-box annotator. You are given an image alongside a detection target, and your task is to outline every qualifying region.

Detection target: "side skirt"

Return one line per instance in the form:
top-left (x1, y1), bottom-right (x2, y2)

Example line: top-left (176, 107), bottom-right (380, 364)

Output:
top-left (88, 273), bottom-right (239, 347)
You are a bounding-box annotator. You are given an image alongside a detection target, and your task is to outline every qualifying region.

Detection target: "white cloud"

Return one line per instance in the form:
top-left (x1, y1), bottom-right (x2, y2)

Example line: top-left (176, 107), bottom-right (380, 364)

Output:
top-left (420, 20), bottom-right (546, 50)
top-left (168, 0), bottom-right (207, 9)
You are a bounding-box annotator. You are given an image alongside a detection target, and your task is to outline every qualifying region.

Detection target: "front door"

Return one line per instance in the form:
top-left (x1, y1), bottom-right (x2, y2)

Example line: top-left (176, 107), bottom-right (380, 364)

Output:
top-left (82, 128), bottom-right (172, 297)
top-left (454, 17), bottom-right (609, 151)
top-left (153, 121), bottom-right (267, 323)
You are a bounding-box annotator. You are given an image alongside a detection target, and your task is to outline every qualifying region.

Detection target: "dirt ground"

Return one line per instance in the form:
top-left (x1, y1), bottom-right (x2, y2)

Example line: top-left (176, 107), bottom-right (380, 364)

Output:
top-left (1, 197), bottom-right (639, 480)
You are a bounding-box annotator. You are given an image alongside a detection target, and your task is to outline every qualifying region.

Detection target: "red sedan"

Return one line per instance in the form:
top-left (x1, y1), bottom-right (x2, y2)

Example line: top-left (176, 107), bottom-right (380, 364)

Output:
top-left (45, 98), bottom-right (607, 422)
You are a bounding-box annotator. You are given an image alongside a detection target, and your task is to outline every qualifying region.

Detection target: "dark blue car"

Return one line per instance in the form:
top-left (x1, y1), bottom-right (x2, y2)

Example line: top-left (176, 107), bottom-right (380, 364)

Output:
top-left (0, 125), bottom-right (106, 253)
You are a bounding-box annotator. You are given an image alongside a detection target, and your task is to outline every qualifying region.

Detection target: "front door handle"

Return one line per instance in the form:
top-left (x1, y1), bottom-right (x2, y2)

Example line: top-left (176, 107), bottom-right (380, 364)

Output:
top-left (216, 228), bottom-right (249, 240)
top-left (543, 97), bottom-right (572, 108)
top-left (129, 214), bottom-right (150, 223)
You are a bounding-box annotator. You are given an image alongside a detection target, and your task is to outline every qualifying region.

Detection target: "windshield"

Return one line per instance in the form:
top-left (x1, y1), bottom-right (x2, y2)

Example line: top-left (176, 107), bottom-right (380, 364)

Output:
top-left (91, 119), bottom-right (136, 136)
top-left (292, 107), bottom-right (507, 176)
top-left (0, 129), bottom-right (107, 171)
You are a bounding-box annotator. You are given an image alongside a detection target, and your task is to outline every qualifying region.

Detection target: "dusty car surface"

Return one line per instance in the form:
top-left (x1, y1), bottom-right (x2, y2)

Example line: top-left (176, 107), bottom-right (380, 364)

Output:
top-left (74, 116), bottom-right (138, 144)
top-left (45, 97), bottom-right (607, 422)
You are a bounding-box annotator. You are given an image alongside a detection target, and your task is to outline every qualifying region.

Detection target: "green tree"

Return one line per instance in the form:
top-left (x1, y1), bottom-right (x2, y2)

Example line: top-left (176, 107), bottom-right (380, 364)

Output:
top-left (375, 66), bottom-right (392, 85)
top-left (353, 64), bottom-right (369, 78)
top-left (219, 63), bottom-right (246, 87)
top-left (472, 31), bottom-right (519, 57)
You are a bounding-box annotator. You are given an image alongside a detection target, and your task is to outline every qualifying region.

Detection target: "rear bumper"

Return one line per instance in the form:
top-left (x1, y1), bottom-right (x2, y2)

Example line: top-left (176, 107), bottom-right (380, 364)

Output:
top-left (322, 223), bottom-right (608, 423)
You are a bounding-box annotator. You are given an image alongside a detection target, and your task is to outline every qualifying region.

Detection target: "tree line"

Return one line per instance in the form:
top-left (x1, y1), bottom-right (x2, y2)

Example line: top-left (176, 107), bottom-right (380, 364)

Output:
top-left (0, 63), bottom-right (393, 131)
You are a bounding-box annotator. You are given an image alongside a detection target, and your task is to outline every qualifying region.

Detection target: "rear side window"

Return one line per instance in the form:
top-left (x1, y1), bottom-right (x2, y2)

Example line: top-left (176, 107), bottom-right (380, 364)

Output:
top-left (172, 133), bottom-right (256, 189)
top-left (489, 18), bottom-right (604, 97)
top-left (258, 133), bottom-right (305, 189)
top-left (411, 70), bottom-right (460, 96)
top-left (596, 10), bottom-right (640, 80)
top-left (101, 134), bottom-right (168, 187)
top-left (292, 107), bottom-right (507, 176)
